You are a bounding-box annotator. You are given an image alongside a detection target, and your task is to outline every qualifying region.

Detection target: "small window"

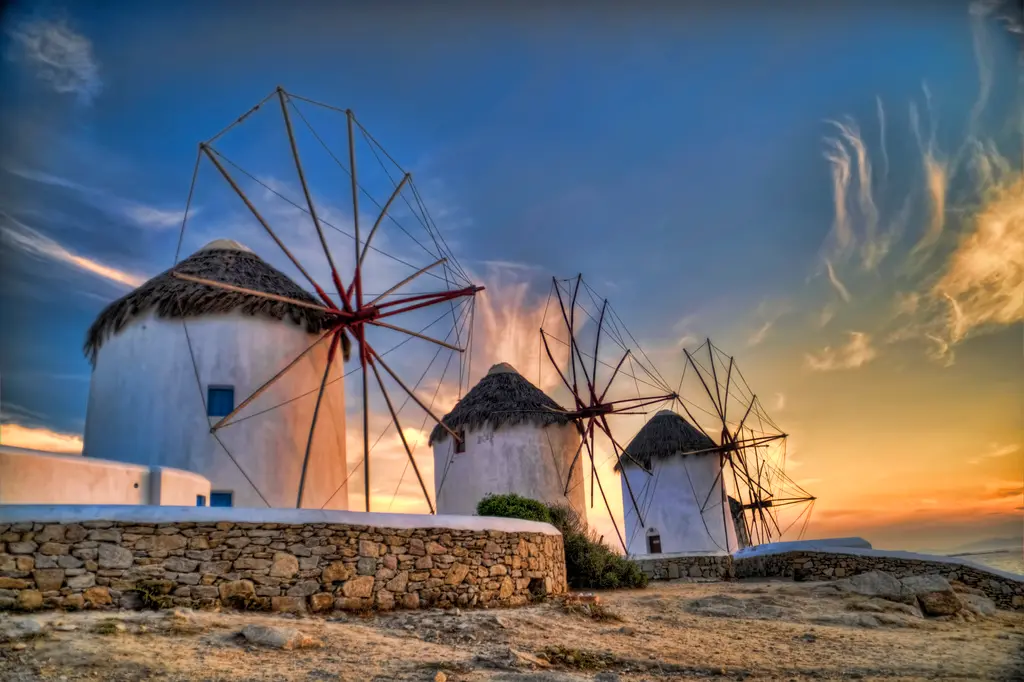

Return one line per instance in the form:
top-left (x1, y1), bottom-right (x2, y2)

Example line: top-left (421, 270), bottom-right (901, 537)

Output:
top-left (646, 528), bottom-right (662, 554)
top-left (196, 495), bottom-right (207, 507)
top-left (210, 491), bottom-right (234, 507)
top-left (454, 429), bottom-right (466, 454)
top-left (207, 386), bottom-right (235, 418)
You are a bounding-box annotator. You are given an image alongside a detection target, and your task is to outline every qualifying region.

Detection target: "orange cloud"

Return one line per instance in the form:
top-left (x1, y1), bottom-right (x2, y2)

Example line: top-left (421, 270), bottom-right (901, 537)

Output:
top-left (0, 422), bottom-right (83, 454)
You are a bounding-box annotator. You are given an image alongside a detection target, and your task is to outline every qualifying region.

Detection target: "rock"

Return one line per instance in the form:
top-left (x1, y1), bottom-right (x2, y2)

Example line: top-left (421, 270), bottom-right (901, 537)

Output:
top-left (836, 570), bottom-right (905, 602)
top-left (900, 575), bottom-right (961, 616)
top-left (163, 557), bottom-right (199, 573)
top-left (270, 596), bottom-right (307, 614)
top-left (445, 564), bottom-right (470, 586)
top-left (0, 618), bottom-right (44, 642)
top-left (356, 557), bottom-right (377, 575)
top-left (8, 541), bottom-right (38, 554)
top-left (401, 592), bottom-right (420, 609)
top-left (322, 561), bottom-right (350, 583)
top-left (97, 544), bottom-right (134, 570)
top-left (32, 565), bottom-right (65, 593)
top-left (510, 647), bottom-right (551, 668)
top-left (135, 535), bottom-right (187, 552)
top-left (358, 539), bottom-right (378, 557)
top-left (17, 590), bottom-right (43, 611)
top-left (286, 581), bottom-right (320, 597)
top-left (618, 626), bottom-right (636, 636)
top-left (342, 576), bottom-right (374, 599)
top-left (67, 573), bottom-right (96, 590)
top-left (376, 589), bottom-right (395, 610)
top-left (0, 577), bottom-right (31, 589)
top-left (310, 592), bottom-right (334, 613)
top-left (434, 672), bottom-right (448, 682)
top-left (83, 587), bottom-right (113, 606)
top-left (427, 541), bottom-right (447, 555)
top-left (57, 555), bottom-right (83, 569)
top-left (240, 624), bottom-right (323, 650)
top-left (960, 593), bottom-right (997, 617)
top-left (218, 579), bottom-right (256, 602)
top-left (269, 552), bottom-right (299, 578)
top-left (918, 591), bottom-right (963, 616)
top-left (53, 621), bottom-right (78, 632)
top-left (233, 557), bottom-right (271, 570)
top-left (87, 529), bottom-right (121, 543)
top-left (35, 525), bottom-right (66, 543)
top-left (64, 594), bottom-right (85, 610)
top-left (190, 585), bottom-right (219, 600)
top-left (385, 571), bottom-right (409, 592)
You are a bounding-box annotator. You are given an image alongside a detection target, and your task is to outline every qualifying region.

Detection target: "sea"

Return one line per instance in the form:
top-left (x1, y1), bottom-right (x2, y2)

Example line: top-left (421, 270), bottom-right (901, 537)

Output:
top-left (954, 549), bottom-right (1024, 576)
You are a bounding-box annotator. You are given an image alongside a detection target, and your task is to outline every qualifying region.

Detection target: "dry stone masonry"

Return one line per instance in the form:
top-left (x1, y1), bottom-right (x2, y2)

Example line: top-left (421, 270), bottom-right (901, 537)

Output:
top-left (0, 520), bottom-right (566, 613)
top-left (634, 554), bottom-right (733, 581)
top-left (737, 551), bottom-right (1024, 610)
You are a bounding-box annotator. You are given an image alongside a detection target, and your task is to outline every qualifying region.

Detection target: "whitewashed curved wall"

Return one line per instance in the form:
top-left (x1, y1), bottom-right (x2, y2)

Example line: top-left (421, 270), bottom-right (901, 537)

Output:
top-left (83, 310), bottom-right (348, 510)
top-left (621, 453), bottom-right (737, 556)
top-left (432, 423), bottom-right (585, 519)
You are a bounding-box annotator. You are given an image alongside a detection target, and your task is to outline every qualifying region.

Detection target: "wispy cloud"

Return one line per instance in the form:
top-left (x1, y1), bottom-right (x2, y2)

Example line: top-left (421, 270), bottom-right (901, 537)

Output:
top-left (824, 258), bottom-right (852, 302)
top-left (876, 95), bottom-right (889, 185)
top-left (5, 166), bottom-right (193, 230)
top-left (1, 213), bottom-right (146, 288)
top-left (773, 392), bottom-right (786, 411)
top-left (968, 442), bottom-right (1021, 465)
top-left (908, 89), bottom-right (949, 257)
top-left (805, 331), bottom-right (877, 371)
top-left (5, 16), bottom-right (101, 104)
top-left (0, 421), bottom-right (83, 454)
top-left (932, 174), bottom-right (1024, 341)
top-left (747, 320), bottom-right (773, 347)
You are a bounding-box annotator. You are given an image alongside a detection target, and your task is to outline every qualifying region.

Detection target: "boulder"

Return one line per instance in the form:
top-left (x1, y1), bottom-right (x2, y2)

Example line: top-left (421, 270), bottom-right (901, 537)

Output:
top-left (835, 570), bottom-right (906, 602)
top-left (240, 624), bottom-right (323, 650)
top-left (0, 618), bottom-right (44, 642)
top-left (960, 593), bottom-right (997, 617)
top-left (899, 575), bottom-right (962, 616)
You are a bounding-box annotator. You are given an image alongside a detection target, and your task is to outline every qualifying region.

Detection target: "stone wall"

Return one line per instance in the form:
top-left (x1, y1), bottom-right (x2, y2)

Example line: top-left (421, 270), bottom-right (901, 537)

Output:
top-left (733, 551), bottom-right (1024, 611)
top-left (0, 519), bottom-right (566, 614)
top-left (635, 554), bottom-right (733, 581)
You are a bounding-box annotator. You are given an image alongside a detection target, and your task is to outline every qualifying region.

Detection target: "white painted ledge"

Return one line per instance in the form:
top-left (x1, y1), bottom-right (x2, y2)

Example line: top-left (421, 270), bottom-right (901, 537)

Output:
top-left (0, 505), bottom-right (562, 536)
top-left (734, 537), bottom-right (872, 556)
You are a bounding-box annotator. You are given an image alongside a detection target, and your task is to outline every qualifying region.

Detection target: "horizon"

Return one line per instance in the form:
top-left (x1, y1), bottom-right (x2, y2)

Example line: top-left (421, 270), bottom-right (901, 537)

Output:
top-left (0, 1), bottom-right (1021, 556)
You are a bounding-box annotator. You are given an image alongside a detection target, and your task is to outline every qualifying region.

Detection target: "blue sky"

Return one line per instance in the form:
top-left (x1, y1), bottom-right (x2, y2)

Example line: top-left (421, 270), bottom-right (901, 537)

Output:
top-left (1, 1), bottom-right (1021, 551)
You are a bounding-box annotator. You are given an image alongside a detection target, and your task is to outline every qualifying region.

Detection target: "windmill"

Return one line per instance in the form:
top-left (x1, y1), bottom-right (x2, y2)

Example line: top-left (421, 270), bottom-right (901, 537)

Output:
top-left (538, 274), bottom-right (678, 551)
top-left (168, 86), bottom-right (482, 513)
top-left (676, 339), bottom-right (817, 546)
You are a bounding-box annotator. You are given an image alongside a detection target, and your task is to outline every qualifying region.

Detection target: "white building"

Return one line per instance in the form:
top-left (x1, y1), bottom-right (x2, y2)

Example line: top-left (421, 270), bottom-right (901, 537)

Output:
top-left (618, 410), bottom-right (739, 556)
top-left (430, 362), bottom-right (586, 518)
top-left (81, 239), bottom-right (349, 510)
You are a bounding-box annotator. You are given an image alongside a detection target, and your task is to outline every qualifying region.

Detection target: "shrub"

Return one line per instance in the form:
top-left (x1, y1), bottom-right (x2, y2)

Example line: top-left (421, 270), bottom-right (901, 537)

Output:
top-left (479, 495), bottom-right (647, 590)
top-left (476, 493), bottom-right (552, 524)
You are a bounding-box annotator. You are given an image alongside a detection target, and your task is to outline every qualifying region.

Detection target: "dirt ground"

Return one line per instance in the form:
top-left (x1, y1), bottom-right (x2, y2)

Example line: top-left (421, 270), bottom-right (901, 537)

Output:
top-left (1, 578), bottom-right (1022, 681)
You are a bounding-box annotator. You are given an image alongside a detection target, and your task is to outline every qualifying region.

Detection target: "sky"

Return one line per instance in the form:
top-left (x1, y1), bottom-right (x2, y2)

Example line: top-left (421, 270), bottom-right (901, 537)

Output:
top-left (0, 1), bottom-right (1021, 554)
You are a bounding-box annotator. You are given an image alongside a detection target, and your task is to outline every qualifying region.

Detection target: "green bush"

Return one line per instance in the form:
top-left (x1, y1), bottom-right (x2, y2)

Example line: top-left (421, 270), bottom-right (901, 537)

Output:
top-left (476, 493), bottom-right (552, 524)
top-left (478, 494), bottom-right (646, 590)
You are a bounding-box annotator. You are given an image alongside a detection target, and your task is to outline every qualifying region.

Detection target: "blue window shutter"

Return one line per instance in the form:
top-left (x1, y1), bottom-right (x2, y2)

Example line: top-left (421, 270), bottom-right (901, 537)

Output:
top-left (196, 495), bottom-right (206, 507)
top-left (210, 491), bottom-right (233, 507)
top-left (207, 386), bottom-right (235, 418)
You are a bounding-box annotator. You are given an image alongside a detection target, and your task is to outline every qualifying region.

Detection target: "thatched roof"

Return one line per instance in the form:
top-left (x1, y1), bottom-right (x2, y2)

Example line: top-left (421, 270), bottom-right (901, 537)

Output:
top-left (616, 410), bottom-right (719, 471)
top-left (84, 240), bottom-right (350, 363)
top-left (429, 362), bottom-right (575, 445)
